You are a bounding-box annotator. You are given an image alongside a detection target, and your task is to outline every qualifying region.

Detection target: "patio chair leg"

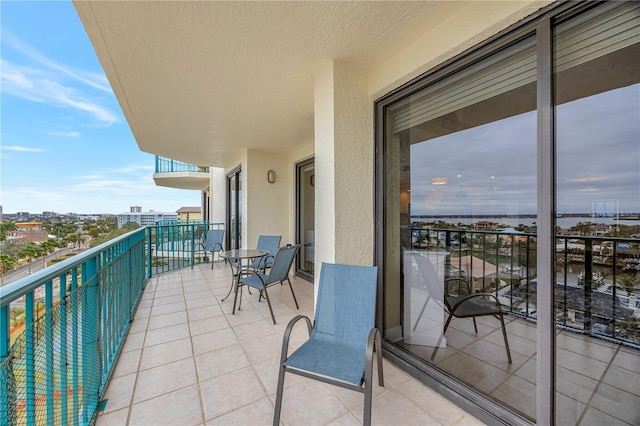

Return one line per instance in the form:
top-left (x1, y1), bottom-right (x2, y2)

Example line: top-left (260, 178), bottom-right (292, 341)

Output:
top-left (262, 286), bottom-right (277, 324)
top-left (287, 277), bottom-right (299, 309)
top-left (232, 282), bottom-right (240, 315)
top-left (472, 317), bottom-right (478, 333)
top-left (273, 365), bottom-right (286, 426)
top-left (499, 314), bottom-right (512, 363)
top-left (431, 313), bottom-right (453, 361)
top-left (412, 294), bottom-right (431, 332)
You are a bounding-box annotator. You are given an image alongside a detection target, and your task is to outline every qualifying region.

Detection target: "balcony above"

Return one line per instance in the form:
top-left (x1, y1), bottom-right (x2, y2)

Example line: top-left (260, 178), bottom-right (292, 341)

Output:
top-left (153, 156), bottom-right (209, 190)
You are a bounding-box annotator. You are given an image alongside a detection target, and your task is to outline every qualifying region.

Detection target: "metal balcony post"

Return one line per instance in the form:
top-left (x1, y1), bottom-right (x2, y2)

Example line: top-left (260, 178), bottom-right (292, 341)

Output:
top-left (81, 257), bottom-right (100, 424)
top-left (584, 239), bottom-right (593, 332)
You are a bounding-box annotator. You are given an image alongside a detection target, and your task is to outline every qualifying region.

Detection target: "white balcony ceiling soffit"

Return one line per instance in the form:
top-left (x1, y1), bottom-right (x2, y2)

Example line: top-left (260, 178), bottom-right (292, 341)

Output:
top-left (74, 1), bottom-right (469, 167)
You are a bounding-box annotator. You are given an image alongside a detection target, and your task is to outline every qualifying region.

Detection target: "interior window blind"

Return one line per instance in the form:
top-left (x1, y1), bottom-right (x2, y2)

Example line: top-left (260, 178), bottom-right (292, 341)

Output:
top-left (390, 2), bottom-right (639, 135)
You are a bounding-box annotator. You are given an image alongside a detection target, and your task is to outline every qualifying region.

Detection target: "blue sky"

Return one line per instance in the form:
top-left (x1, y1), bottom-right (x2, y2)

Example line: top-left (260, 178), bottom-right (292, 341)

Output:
top-left (1, 1), bottom-right (201, 215)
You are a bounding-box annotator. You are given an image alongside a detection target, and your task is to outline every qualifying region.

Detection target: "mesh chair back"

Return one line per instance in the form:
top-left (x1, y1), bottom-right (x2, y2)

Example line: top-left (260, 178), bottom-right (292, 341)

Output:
top-left (266, 244), bottom-right (299, 284)
top-left (251, 235), bottom-right (282, 269)
top-left (204, 229), bottom-right (225, 251)
top-left (313, 263), bottom-right (378, 348)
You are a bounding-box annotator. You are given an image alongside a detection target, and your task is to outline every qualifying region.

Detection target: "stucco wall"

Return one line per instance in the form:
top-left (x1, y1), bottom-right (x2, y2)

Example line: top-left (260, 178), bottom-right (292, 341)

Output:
top-left (368, 0), bottom-right (552, 98)
top-left (245, 149), bottom-right (291, 247)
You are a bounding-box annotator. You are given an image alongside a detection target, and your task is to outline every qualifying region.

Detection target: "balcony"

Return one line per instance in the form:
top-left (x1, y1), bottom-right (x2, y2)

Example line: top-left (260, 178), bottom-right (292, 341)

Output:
top-left (153, 156), bottom-right (209, 190)
top-left (2, 224), bottom-right (638, 425)
top-left (94, 264), bottom-right (484, 425)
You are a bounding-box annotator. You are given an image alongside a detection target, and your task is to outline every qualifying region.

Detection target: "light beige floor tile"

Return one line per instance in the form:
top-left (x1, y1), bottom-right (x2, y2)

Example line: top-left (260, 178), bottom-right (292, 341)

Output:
top-left (144, 322), bottom-right (191, 347)
top-left (128, 317), bottom-right (149, 334)
top-left (189, 315), bottom-right (230, 336)
top-left (240, 333), bottom-right (283, 364)
top-left (96, 407), bottom-right (129, 425)
top-left (275, 379), bottom-right (349, 425)
top-left (153, 293), bottom-right (185, 307)
top-left (354, 389), bottom-right (440, 426)
top-left (207, 396), bottom-right (274, 425)
top-left (188, 304), bottom-right (225, 321)
top-left (192, 327), bottom-right (238, 355)
top-left (397, 377), bottom-right (466, 425)
top-left (134, 357), bottom-right (197, 402)
top-left (201, 367), bottom-right (266, 421)
top-left (111, 348), bottom-right (141, 378)
top-left (195, 343), bottom-right (249, 381)
top-left (101, 373), bottom-right (136, 414)
top-left (147, 310), bottom-right (188, 330)
top-left (139, 337), bottom-right (193, 371)
top-left (121, 331), bottom-right (145, 353)
top-left (252, 357), bottom-right (304, 396)
top-left (129, 384), bottom-right (203, 426)
top-left (151, 301), bottom-right (187, 317)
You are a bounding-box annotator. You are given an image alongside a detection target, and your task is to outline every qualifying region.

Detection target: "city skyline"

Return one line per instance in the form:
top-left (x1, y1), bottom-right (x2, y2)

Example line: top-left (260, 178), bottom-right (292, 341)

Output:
top-left (1, 2), bottom-right (201, 214)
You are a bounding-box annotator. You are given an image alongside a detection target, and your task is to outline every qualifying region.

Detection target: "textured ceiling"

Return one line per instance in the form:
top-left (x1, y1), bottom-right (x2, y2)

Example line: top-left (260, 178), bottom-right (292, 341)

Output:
top-left (75, 1), bottom-right (469, 167)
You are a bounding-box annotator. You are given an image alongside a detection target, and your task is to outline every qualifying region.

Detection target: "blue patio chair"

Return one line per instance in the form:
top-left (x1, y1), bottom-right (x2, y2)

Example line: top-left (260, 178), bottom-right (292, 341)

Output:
top-left (248, 235), bottom-right (281, 272)
top-left (203, 229), bottom-right (225, 269)
top-left (234, 244), bottom-right (299, 324)
top-left (273, 262), bottom-right (383, 426)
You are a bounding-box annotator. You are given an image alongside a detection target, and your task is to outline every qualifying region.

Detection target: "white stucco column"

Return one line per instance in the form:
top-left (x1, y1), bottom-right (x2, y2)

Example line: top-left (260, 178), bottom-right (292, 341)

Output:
top-left (209, 167), bottom-right (226, 225)
top-left (314, 60), bottom-right (375, 277)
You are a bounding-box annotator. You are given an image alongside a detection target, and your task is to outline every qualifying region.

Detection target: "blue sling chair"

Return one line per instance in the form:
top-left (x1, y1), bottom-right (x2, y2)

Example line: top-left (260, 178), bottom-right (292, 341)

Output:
top-left (248, 235), bottom-right (281, 272)
top-left (273, 263), bottom-right (384, 426)
top-left (203, 229), bottom-right (225, 269)
top-left (234, 244), bottom-right (299, 324)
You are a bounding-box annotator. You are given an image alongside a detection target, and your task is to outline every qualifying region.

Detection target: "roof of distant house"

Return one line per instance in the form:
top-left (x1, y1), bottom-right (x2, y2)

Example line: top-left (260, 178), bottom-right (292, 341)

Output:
top-left (176, 207), bottom-right (201, 213)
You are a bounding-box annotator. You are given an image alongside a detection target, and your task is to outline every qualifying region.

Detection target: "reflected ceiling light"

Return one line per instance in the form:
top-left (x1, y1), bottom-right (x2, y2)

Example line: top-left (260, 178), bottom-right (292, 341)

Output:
top-left (432, 177), bottom-right (448, 185)
top-left (579, 187), bottom-right (599, 192)
top-left (572, 177), bottom-right (603, 183)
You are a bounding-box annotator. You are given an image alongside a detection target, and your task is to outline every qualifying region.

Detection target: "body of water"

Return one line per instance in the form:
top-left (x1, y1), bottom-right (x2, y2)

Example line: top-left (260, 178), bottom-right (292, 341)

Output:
top-left (411, 215), bottom-right (640, 230)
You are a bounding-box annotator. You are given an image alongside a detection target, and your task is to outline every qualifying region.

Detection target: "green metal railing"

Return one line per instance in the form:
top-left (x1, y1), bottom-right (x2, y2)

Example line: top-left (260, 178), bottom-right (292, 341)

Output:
top-left (154, 156), bottom-right (208, 173)
top-left (0, 221), bottom-right (223, 425)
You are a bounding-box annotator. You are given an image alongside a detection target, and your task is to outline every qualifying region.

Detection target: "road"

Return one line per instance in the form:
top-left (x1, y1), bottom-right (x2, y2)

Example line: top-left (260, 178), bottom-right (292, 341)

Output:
top-left (1, 246), bottom-right (85, 286)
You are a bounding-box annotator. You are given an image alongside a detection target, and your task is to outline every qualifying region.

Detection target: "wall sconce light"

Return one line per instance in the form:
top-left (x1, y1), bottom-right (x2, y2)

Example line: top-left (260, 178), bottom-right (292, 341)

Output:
top-left (267, 170), bottom-right (276, 184)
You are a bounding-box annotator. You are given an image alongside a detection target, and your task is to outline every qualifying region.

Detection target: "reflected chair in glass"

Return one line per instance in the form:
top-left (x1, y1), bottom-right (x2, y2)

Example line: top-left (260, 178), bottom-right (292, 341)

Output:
top-left (273, 263), bottom-right (384, 426)
top-left (234, 244), bottom-right (299, 324)
top-left (431, 275), bottom-right (512, 363)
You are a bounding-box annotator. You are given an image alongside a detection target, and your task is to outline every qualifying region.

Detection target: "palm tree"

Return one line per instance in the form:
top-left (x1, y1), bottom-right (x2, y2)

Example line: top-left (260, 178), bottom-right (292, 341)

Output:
top-left (40, 240), bottom-right (57, 265)
top-left (19, 243), bottom-right (44, 274)
top-left (618, 272), bottom-right (639, 298)
top-left (0, 254), bottom-right (17, 285)
top-left (0, 221), bottom-right (17, 242)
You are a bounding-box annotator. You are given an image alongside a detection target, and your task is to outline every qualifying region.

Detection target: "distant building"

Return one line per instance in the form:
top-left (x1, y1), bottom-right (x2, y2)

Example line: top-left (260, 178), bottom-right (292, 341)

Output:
top-left (117, 209), bottom-right (178, 228)
top-left (176, 206), bottom-right (202, 221)
top-left (15, 222), bottom-right (43, 231)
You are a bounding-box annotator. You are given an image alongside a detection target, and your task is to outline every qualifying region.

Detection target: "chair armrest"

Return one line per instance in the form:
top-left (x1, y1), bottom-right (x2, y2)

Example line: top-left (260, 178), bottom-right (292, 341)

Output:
top-left (280, 315), bottom-right (312, 364)
top-left (213, 242), bottom-right (223, 252)
top-left (366, 328), bottom-right (383, 387)
top-left (445, 276), bottom-right (472, 296)
top-left (449, 292), bottom-right (501, 311)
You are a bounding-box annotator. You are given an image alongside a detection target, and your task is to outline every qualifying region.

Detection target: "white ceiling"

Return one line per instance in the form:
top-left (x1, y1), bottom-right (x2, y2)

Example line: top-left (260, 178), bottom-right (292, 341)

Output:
top-left (75, 1), bottom-right (469, 167)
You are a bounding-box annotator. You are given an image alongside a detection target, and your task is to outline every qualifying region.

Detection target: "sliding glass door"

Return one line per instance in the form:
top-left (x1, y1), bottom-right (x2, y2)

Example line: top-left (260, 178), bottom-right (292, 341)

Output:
top-left (553, 4), bottom-right (640, 424)
top-left (226, 167), bottom-right (241, 250)
top-left (296, 158), bottom-right (315, 280)
top-left (377, 2), bottom-right (639, 424)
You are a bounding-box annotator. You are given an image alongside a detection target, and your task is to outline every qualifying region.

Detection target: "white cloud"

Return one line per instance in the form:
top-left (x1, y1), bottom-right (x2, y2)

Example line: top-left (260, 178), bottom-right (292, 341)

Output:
top-left (2, 30), bottom-right (112, 93)
top-left (2, 145), bottom-right (46, 153)
top-left (47, 131), bottom-right (81, 137)
top-left (0, 59), bottom-right (119, 124)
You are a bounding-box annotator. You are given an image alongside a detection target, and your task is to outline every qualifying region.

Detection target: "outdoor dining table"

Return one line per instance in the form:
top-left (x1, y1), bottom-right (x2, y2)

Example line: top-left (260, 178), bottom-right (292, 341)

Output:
top-left (218, 249), bottom-right (269, 303)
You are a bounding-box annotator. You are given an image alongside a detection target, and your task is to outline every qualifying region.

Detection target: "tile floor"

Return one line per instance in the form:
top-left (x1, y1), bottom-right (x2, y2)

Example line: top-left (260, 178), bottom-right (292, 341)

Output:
top-left (402, 291), bottom-right (640, 425)
top-left (95, 264), bottom-right (486, 426)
